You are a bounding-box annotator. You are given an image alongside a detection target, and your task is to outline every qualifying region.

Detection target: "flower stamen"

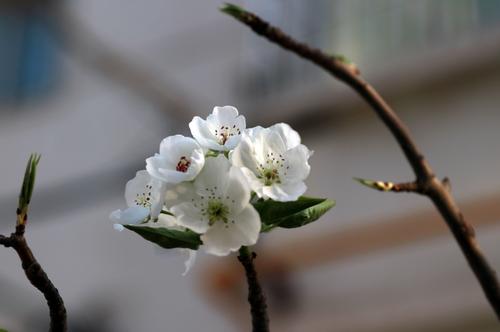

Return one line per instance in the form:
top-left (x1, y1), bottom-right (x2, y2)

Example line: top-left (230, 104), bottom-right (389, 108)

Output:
top-left (176, 156), bottom-right (191, 173)
top-left (262, 168), bottom-right (280, 185)
top-left (135, 185), bottom-right (153, 207)
top-left (214, 125), bottom-right (242, 145)
top-left (207, 200), bottom-right (229, 226)
top-left (257, 152), bottom-right (287, 185)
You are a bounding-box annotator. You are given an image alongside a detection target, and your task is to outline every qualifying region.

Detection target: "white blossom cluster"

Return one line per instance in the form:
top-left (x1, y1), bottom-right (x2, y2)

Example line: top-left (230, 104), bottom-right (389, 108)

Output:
top-left (110, 106), bottom-right (312, 266)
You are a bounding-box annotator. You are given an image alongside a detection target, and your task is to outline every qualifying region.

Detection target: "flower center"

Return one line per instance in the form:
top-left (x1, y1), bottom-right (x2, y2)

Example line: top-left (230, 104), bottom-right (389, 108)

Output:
top-left (135, 184), bottom-right (153, 207)
top-left (197, 186), bottom-right (236, 228)
top-left (176, 156), bottom-right (191, 172)
top-left (257, 151), bottom-right (288, 186)
top-left (262, 168), bottom-right (280, 186)
top-left (214, 125), bottom-right (241, 145)
top-left (206, 200), bottom-right (229, 226)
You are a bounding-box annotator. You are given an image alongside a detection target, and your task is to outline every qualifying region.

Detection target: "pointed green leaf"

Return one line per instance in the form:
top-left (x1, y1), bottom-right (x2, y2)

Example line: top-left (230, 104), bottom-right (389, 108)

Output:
top-left (220, 3), bottom-right (247, 18)
top-left (18, 153), bottom-right (41, 212)
top-left (123, 225), bottom-right (202, 250)
top-left (18, 155), bottom-right (33, 209)
top-left (27, 154), bottom-right (40, 205)
top-left (253, 196), bottom-right (335, 231)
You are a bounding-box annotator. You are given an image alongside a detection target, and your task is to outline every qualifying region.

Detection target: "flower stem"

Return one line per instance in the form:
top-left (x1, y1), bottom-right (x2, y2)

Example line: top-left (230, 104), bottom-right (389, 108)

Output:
top-left (238, 246), bottom-right (270, 332)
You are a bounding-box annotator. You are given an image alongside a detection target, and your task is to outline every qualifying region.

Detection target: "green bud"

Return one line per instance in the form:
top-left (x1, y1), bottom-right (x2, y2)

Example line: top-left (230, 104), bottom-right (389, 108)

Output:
top-left (354, 177), bottom-right (394, 191)
top-left (220, 3), bottom-right (247, 18)
top-left (17, 154), bottom-right (41, 223)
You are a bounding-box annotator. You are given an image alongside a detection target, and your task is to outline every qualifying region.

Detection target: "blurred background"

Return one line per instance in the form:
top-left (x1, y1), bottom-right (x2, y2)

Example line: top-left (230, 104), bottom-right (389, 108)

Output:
top-left (0, 0), bottom-right (499, 331)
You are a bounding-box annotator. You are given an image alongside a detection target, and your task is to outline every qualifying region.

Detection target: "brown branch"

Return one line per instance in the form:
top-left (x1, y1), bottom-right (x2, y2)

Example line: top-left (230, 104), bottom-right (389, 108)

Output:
top-left (1, 155), bottom-right (67, 331)
top-left (1, 224), bottom-right (68, 332)
top-left (238, 246), bottom-right (270, 332)
top-left (222, 4), bottom-right (500, 319)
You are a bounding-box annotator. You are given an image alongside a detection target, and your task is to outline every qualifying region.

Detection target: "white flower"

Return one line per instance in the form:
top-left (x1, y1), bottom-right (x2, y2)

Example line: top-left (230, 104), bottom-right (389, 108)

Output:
top-left (165, 155), bottom-right (261, 256)
top-left (231, 123), bottom-right (312, 202)
top-left (146, 135), bottom-right (205, 184)
top-left (189, 106), bottom-right (246, 151)
top-left (110, 170), bottom-right (166, 230)
top-left (110, 171), bottom-right (198, 275)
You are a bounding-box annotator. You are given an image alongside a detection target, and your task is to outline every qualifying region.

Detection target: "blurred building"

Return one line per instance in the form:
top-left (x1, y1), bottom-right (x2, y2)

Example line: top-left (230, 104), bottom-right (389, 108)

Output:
top-left (0, 1), bottom-right (499, 331)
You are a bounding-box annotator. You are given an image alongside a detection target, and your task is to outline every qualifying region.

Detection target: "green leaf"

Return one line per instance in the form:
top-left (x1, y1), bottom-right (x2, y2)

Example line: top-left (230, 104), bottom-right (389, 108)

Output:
top-left (123, 225), bottom-right (202, 250)
top-left (253, 196), bottom-right (335, 232)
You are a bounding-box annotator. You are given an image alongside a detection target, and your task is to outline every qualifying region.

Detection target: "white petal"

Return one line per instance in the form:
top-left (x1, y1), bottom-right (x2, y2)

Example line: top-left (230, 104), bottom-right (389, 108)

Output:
top-left (113, 223), bottom-right (125, 232)
top-left (193, 155), bottom-right (231, 195)
top-left (124, 170), bottom-right (150, 203)
top-left (155, 214), bottom-right (179, 228)
top-left (124, 170), bottom-right (155, 207)
top-left (210, 106), bottom-right (240, 124)
top-left (145, 154), bottom-right (169, 181)
top-left (171, 202), bottom-right (209, 233)
top-left (239, 167), bottom-right (265, 198)
top-left (184, 147), bottom-right (205, 180)
top-left (244, 126), bottom-right (264, 139)
top-left (150, 182), bottom-right (167, 219)
top-left (262, 181), bottom-right (306, 202)
top-left (165, 182), bottom-right (198, 208)
top-left (224, 134), bottom-right (242, 150)
top-left (270, 123), bottom-right (301, 149)
top-left (201, 205), bottom-right (261, 256)
top-left (230, 133), bottom-right (260, 174)
top-left (180, 249), bottom-right (197, 276)
top-left (233, 112), bottom-right (246, 129)
top-left (189, 116), bottom-right (221, 150)
top-left (159, 135), bottom-right (200, 160)
top-left (109, 206), bottom-right (149, 224)
top-left (224, 113), bottom-right (246, 150)
top-left (283, 144), bottom-right (311, 182)
top-left (224, 166), bottom-right (251, 214)
top-left (262, 129), bottom-right (287, 154)
top-left (253, 129), bottom-right (286, 165)
top-left (234, 205), bottom-right (261, 244)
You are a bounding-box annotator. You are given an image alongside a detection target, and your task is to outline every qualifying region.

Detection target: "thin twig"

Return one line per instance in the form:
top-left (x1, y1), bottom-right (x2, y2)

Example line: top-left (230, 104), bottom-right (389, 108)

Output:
top-left (238, 246), bottom-right (270, 332)
top-left (0, 155), bottom-right (67, 331)
top-left (222, 4), bottom-right (500, 319)
top-left (354, 178), bottom-right (422, 193)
